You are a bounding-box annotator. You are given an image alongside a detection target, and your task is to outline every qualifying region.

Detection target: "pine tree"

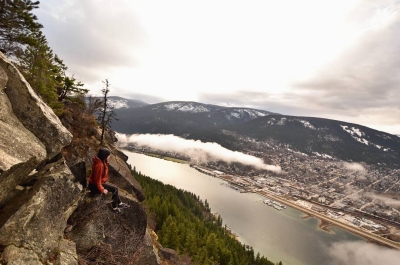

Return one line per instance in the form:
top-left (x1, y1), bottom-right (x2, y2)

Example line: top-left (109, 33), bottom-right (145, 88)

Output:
top-left (16, 30), bottom-right (64, 114)
top-left (0, 0), bottom-right (42, 56)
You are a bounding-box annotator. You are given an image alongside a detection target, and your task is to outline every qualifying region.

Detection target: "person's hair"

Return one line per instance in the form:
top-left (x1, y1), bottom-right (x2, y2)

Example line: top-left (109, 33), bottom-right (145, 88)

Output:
top-left (97, 148), bottom-right (111, 161)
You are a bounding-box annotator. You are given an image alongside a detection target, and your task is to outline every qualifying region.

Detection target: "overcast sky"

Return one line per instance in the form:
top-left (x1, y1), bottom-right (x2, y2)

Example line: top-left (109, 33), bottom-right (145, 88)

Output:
top-left (35, 0), bottom-right (400, 135)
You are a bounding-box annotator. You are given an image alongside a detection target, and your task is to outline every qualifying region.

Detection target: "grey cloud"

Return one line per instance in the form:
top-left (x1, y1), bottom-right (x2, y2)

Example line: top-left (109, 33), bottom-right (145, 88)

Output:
top-left (295, 2), bottom-right (400, 112)
top-left (198, 91), bottom-right (281, 111)
top-left (35, 0), bottom-right (146, 83)
top-left (114, 91), bottom-right (164, 104)
top-left (198, 90), bottom-right (331, 117)
top-left (199, 3), bottom-right (400, 130)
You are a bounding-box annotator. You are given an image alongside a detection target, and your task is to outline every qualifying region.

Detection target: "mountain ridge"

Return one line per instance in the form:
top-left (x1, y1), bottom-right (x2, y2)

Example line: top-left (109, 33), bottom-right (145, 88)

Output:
top-left (112, 100), bottom-right (278, 135)
top-left (188, 114), bottom-right (400, 167)
top-left (110, 98), bottom-right (400, 168)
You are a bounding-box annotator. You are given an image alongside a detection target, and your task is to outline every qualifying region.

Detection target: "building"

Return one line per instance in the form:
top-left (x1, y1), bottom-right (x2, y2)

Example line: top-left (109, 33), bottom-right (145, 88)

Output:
top-left (311, 205), bottom-right (326, 212)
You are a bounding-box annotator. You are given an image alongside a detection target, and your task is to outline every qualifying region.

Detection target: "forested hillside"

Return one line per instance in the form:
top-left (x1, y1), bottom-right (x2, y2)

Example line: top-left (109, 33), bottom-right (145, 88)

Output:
top-left (133, 169), bottom-right (282, 265)
top-left (188, 115), bottom-right (400, 167)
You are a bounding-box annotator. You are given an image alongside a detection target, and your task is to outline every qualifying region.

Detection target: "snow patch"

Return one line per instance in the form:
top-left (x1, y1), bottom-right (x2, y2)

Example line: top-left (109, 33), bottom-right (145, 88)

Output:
top-left (109, 99), bottom-right (128, 109)
top-left (341, 125), bottom-right (369, 145)
top-left (163, 103), bottom-right (211, 113)
top-left (313, 152), bottom-right (333, 159)
top-left (287, 148), bottom-right (308, 156)
top-left (231, 112), bottom-right (241, 119)
top-left (228, 109), bottom-right (268, 119)
top-left (296, 119), bottom-right (316, 130)
top-left (277, 117), bottom-right (287, 125)
top-left (377, 134), bottom-right (392, 140)
top-left (243, 109), bottom-right (268, 118)
top-left (341, 125), bottom-right (393, 150)
top-left (356, 137), bottom-right (370, 145)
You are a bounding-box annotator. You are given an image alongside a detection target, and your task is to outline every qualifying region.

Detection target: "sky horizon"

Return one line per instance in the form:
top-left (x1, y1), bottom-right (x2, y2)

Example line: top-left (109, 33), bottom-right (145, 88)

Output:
top-left (35, 0), bottom-right (400, 135)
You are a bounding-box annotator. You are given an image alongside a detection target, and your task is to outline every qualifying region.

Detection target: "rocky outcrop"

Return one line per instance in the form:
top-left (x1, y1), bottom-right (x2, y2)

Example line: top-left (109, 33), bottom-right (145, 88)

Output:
top-left (158, 247), bottom-right (179, 264)
top-left (108, 152), bottom-right (146, 202)
top-left (0, 52), bottom-right (72, 163)
top-left (66, 191), bottom-right (147, 264)
top-left (0, 62), bottom-right (46, 172)
top-left (136, 229), bottom-right (161, 265)
top-left (1, 245), bottom-right (42, 265)
top-left (0, 156), bottom-right (39, 205)
top-left (0, 158), bottom-right (82, 260)
top-left (0, 51), bottom-right (159, 264)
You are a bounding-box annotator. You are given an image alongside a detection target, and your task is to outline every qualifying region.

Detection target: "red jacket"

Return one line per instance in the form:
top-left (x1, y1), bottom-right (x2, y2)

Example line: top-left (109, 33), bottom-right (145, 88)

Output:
top-left (89, 156), bottom-right (109, 193)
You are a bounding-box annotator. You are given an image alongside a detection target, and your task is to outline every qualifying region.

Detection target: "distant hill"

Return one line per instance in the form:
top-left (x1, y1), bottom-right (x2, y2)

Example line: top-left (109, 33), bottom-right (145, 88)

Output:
top-left (110, 98), bottom-right (400, 168)
top-left (112, 101), bottom-right (278, 135)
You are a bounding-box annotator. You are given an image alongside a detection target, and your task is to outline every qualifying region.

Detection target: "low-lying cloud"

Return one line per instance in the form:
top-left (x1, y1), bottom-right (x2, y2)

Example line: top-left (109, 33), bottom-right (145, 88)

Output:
top-left (116, 133), bottom-right (281, 173)
top-left (364, 192), bottom-right (400, 208)
top-left (328, 241), bottom-right (400, 265)
top-left (343, 162), bottom-right (366, 172)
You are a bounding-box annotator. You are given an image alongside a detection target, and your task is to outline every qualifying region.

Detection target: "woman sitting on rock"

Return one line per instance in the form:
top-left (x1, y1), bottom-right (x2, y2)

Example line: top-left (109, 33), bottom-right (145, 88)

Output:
top-left (88, 148), bottom-right (130, 214)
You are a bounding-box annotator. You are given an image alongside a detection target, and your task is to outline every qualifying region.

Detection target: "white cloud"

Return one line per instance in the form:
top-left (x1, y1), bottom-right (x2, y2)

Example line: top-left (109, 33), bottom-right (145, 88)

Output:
top-left (343, 162), bottom-right (366, 172)
top-left (364, 192), bottom-right (400, 207)
top-left (329, 241), bottom-right (400, 265)
top-left (116, 133), bottom-right (282, 173)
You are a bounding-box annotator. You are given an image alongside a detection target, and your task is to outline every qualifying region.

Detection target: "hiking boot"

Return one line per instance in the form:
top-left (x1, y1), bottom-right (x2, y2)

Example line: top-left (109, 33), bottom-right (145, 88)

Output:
top-left (119, 203), bottom-right (130, 209)
top-left (111, 208), bottom-right (122, 214)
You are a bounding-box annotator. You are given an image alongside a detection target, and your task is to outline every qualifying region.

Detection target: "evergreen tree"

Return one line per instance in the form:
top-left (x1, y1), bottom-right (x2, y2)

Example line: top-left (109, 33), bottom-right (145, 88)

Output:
top-left (217, 215), bottom-right (223, 226)
top-left (0, 0), bottom-right (42, 56)
top-left (16, 30), bottom-right (64, 114)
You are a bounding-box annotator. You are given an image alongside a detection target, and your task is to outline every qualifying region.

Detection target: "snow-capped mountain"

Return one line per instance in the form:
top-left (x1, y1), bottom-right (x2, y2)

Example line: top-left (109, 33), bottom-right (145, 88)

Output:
top-left (188, 115), bottom-right (400, 168)
top-left (112, 101), bottom-right (276, 135)
top-left (151, 102), bottom-right (219, 113)
top-left (110, 98), bottom-right (400, 168)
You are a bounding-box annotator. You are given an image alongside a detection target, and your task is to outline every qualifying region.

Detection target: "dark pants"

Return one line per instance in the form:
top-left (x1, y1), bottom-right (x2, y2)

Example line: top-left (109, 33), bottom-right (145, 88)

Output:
top-left (89, 183), bottom-right (121, 208)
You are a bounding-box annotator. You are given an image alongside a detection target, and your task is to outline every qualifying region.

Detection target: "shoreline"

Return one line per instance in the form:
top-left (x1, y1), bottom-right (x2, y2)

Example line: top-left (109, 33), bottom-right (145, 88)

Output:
top-left (256, 189), bottom-right (400, 249)
top-left (211, 173), bottom-right (400, 250)
top-left (301, 214), bottom-right (334, 234)
top-left (126, 150), bottom-right (400, 250)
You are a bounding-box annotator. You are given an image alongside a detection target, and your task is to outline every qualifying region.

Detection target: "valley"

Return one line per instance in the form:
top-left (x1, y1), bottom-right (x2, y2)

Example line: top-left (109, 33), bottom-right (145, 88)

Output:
top-left (122, 145), bottom-right (400, 250)
top-left (113, 99), bottom-right (400, 250)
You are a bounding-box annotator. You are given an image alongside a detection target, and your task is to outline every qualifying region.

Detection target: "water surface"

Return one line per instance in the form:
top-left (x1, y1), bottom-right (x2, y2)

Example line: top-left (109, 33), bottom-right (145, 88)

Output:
top-left (125, 151), bottom-right (364, 265)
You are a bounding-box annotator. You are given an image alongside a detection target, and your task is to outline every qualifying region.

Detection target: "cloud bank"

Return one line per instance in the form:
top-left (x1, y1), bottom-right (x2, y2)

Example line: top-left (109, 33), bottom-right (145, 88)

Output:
top-left (116, 133), bottom-right (281, 173)
top-left (329, 241), bottom-right (400, 265)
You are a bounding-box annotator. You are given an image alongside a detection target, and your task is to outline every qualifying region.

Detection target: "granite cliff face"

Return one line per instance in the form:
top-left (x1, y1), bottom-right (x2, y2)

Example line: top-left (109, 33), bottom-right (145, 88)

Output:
top-left (0, 53), bottom-right (159, 264)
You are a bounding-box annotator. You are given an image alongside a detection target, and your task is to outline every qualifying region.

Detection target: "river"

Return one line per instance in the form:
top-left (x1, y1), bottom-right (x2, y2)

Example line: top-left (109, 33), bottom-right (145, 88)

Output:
top-left (125, 151), bottom-right (365, 265)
